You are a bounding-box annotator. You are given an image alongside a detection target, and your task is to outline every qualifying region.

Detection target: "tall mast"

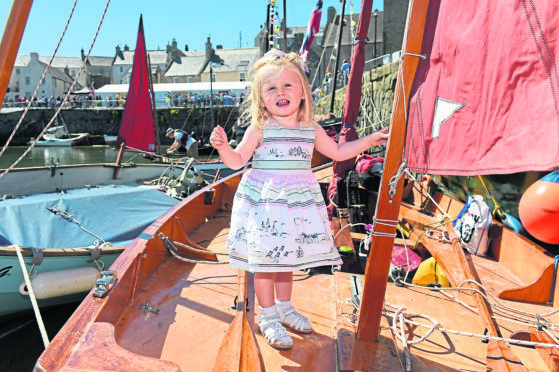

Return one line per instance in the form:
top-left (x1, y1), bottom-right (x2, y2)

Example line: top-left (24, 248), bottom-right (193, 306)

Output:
top-left (328, 0), bottom-right (346, 115)
top-left (0, 0), bottom-right (33, 105)
top-left (147, 55), bottom-right (160, 154)
top-left (356, 0), bottom-right (430, 341)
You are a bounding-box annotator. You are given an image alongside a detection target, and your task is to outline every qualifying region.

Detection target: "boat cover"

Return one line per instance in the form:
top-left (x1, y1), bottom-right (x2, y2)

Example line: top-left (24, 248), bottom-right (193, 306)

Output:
top-left (0, 186), bottom-right (177, 249)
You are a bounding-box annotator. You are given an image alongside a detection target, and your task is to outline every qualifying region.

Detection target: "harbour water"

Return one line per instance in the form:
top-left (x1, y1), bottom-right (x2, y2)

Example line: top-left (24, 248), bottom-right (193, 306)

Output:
top-left (0, 145), bottom-right (219, 370)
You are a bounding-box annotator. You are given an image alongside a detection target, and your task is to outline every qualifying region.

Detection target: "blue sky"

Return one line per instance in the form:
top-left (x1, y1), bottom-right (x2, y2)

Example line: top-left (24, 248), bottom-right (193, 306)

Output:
top-left (0, 0), bottom-right (383, 58)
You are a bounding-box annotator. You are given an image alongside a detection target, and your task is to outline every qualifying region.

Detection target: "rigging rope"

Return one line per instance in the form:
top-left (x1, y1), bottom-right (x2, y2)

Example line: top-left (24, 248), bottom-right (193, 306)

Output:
top-left (0, 0), bottom-right (79, 159)
top-left (0, 0), bottom-right (112, 180)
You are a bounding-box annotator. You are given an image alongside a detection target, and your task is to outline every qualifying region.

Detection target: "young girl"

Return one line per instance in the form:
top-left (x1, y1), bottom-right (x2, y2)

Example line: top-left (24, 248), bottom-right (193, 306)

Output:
top-left (210, 50), bottom-right (389, 350)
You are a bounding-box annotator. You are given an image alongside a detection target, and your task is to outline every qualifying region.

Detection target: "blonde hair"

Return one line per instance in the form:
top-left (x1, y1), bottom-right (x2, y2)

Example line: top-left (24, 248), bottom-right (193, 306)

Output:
top-left (241, 52), bottom-right (313, 129)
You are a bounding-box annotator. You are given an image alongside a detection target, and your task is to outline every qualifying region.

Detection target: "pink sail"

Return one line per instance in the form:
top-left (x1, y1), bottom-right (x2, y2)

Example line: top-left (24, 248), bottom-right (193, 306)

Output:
top-left (115, 15), bottom-right (156, 153)
top-left (405, 0), bottom-right (559, 176)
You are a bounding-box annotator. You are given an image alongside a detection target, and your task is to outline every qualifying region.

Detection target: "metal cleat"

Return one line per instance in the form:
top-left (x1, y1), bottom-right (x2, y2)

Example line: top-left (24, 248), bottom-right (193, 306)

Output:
top-left (93, 270), bottom-right (118, 298)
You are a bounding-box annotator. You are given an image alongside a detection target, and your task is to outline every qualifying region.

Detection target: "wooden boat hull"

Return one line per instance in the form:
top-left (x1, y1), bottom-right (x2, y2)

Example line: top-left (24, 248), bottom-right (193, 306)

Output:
top-left (34, 166), bottom-right (559, 371)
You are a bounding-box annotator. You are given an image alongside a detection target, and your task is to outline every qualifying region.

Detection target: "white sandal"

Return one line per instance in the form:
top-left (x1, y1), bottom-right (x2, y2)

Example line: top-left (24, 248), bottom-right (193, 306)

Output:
top-left (258, 318), bottom-right (293, 350)
top-left (277, 306), bottom-right (312, 334)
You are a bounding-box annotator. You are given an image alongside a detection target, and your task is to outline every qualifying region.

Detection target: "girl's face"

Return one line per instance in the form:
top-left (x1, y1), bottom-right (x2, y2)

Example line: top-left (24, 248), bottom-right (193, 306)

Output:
top-left (259, 65), bottom-right (304, 125)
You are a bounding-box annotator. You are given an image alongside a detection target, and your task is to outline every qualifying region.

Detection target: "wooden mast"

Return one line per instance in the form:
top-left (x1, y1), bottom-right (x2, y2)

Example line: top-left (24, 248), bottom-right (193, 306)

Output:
top-left (147, 54), bottom-right (160, 154)
top-left (0, 0), bottom-right (33, 105)
top-left (356, 0), bottom-right (430, 341)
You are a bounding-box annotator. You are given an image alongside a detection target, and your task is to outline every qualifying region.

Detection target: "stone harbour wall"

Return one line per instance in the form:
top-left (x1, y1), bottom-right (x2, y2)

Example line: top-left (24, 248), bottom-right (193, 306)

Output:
top-left (0, 106), bottom-right (241, 146)
top-left (315, 60), bottom-right (399, 139)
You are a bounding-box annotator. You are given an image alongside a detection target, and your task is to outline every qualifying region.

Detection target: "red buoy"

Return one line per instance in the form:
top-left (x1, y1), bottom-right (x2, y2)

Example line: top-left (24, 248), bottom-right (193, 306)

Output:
top-left (519, 177), bottom-right (559, 244)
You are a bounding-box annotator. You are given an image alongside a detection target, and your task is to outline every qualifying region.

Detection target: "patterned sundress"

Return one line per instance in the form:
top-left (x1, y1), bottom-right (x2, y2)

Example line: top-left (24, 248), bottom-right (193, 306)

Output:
top-left (227, 121), bottom-right (342, 272)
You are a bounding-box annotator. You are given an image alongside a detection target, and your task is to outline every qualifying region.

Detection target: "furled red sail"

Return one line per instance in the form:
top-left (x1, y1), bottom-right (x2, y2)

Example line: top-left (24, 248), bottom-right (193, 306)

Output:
top-left (115, 15), bottom-right (156, 153)
top-left (405, 0), bottom-right (559, 176)
top-left (298, 0), bottom-right (323, 70)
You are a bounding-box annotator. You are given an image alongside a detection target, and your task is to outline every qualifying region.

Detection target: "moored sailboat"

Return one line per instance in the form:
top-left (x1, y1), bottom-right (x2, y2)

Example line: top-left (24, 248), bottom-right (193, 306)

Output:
top-left (35, 0), bottom-right (559, 371)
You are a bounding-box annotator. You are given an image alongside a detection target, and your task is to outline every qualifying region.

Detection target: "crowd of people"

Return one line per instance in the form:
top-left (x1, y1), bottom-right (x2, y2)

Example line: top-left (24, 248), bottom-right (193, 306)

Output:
top-left (3, 90), bottom-right (246, 110)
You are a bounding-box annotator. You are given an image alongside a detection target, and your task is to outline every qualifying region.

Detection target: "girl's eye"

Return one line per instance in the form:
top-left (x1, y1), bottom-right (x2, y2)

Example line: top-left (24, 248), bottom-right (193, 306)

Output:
top-left (267, 86), bottom-right (276, 91)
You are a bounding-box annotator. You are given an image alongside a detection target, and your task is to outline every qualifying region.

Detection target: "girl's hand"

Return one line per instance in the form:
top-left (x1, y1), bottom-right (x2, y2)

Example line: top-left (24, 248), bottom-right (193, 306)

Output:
top-left (371, 126), bottom-right (390, 146)
top-left (210, 125), bottom-right (228, 149)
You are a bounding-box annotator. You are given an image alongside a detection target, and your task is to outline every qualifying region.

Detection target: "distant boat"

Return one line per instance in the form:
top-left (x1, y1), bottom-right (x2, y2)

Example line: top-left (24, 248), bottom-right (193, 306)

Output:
top-left (103, 134), bottom-right (117, 146)
top-left (33, 118), bottom-right (89, 147)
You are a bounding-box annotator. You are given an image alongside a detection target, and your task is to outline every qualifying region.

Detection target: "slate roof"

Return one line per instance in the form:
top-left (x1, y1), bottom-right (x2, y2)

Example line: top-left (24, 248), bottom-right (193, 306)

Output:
top-left (165, 52), bottom-right (207, 76)
top-left (200, 48), bottom-right (260, 74)
top-left (113, 50), bottom-right (168, 65)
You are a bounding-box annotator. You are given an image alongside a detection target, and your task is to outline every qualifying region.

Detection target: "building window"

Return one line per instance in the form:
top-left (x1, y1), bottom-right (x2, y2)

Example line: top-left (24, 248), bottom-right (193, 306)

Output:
top-left (16, 69), bottom-right (20, 75)
top-left (71, 70), bottom-right (76, 76)
top-left (25, 77), bottom-right (30, 85)
top-left (211, 73), bottom-right (216, 82)
top-left (187, 76), bottom-right (193, 83)
top-left (119, 66), bottom-right (124, 73)
top-left (239, 60), bottom-right (249, 66)
top-left (239, 72), bottom-right (246, 82)
top-left (173, 77), bottom-right (179, 83)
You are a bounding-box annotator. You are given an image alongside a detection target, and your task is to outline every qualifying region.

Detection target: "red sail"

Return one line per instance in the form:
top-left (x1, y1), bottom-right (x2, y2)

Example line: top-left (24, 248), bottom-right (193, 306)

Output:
top-left (405, 0), bottom-right (559, 176)
top-left (115, 15), bottom-right (156, 153)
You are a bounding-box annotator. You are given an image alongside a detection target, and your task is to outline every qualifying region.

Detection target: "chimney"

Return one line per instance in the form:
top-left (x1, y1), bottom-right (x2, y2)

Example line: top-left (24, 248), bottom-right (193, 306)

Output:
top-left (124, 44), bottom-right (129, 51)
top-left (185, 44), bottom-right (189, 51)
top-left (116, 45), bottom-right (121, 54)
top-left (216, 45), bottom-right (223, 49)
top-left (172, 38), bottom-right (178, 49)
top-left (327, 6), bottom-right (336, 25)
top-left (30, 52), bottom-right (39, 61)
top-left (81, 48), bottom-right (85, 60)
top-left (64, 65), bottom-right (70, 75)
top-left (205, 37), bottom-right (213, 59)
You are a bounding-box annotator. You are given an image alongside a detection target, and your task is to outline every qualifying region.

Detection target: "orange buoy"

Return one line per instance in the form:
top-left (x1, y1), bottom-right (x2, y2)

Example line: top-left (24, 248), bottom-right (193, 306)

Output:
top-left (518, 172), bottom-right (559, 244)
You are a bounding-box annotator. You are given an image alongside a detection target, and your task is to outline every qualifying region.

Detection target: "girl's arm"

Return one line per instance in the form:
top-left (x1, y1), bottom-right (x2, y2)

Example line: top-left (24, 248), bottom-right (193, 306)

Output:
top-left (210, 125), bottom-right (262, 169)
top-left (314, 123), bottom-right (389, 161)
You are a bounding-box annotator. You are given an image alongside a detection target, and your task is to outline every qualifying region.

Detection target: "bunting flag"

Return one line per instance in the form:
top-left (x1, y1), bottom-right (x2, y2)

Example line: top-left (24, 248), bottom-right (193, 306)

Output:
top-left (298, 0), bottom-right (323, 71)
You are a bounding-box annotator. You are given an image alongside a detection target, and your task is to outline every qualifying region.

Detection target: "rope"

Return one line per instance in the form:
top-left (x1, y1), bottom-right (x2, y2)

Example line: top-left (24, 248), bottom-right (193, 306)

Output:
top-left (14, 245), bottom-right (50, 347)
top-left (0, 0), bottom-right (112, 180)
top-left (157, 233), bottom-right (228, 264)
top-left (47, 206), bottom-right (110, 245)
top-left (0, 0), bottom-right (79, 159)
top-left (387, 161), bottom-right (408, 202)
top-left (477, 175), bottom-right (505, 219)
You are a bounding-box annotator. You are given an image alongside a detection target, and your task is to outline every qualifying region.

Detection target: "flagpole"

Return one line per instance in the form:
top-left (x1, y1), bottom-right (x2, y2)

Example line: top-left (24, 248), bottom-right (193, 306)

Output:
top-left (282, 0), bottom-right (287, 52)
top-left (329, 0), bottom-right (346, 115)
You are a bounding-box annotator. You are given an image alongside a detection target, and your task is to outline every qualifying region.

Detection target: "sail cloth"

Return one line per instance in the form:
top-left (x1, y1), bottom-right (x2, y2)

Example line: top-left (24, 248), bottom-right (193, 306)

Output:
top-left (405, 0), bottom-right (559, 176)
top-left (115, 16), bottom-right (156, 153)
top-left (298, 0), bottom-right (323, 70)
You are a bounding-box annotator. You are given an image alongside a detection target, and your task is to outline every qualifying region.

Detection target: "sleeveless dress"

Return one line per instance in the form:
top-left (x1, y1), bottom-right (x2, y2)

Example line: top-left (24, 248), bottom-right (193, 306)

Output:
top-left (227, 122), bottom-right (342, 272)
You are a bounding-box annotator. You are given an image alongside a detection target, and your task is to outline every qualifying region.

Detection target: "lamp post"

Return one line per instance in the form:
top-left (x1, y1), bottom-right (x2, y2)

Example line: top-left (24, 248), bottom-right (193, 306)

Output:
top-left (373, 9), bottom-right (378, 63)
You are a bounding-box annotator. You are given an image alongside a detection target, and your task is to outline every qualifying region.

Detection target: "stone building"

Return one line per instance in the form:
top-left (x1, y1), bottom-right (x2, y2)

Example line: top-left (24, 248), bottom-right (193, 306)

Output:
top-left (6, 53), bottom-right (76, 102)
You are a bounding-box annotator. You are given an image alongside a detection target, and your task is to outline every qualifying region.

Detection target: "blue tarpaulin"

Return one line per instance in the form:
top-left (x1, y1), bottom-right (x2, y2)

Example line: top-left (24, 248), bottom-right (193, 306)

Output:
top-left (0, 185), bottom-right (178, 248)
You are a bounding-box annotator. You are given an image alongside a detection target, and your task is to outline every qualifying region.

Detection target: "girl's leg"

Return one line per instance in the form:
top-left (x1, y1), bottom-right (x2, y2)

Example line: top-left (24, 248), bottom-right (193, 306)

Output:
top-left (255, 272), bottom-right (293, 349)
top-left (274, 272), bottom-right (293, 301)
top-left (275, 271), bottom-right (312, 334)
top-left (254, 272), bottom-right (275, 307)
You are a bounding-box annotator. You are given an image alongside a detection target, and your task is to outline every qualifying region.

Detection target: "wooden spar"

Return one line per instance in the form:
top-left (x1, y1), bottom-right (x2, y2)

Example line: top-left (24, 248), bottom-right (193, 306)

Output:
top-left (356, 0), bottom-right (430, 341)
top-left (147, 54), bottom-right (160, 154)
top-left (212, 269), bottom-right (263, 372)
top-left (447, 222), bottom-right (528, 370)
top-left (178, 157), bottom-right (195, 183)
top-left (112, 143), bottom-right (125, 179)
top-left (0, 0), bottom-right (33, 105)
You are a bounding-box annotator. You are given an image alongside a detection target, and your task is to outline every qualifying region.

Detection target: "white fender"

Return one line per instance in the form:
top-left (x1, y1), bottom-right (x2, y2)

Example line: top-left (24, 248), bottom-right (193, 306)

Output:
top-left (19, 267), bottom-right (101, 299)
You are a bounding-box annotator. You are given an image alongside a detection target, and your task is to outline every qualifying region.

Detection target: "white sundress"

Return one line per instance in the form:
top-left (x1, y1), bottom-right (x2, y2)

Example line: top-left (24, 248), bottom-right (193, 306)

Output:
top-left (227, 122), bottom-right (342, 272)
